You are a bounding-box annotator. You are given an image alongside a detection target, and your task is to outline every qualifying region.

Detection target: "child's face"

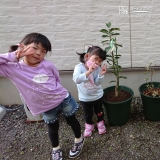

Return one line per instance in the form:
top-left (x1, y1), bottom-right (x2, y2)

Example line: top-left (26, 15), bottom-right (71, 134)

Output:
top-left (87, 54), bottom-right (103, 66)
top-left (23, 43), bottom-right (47, 67)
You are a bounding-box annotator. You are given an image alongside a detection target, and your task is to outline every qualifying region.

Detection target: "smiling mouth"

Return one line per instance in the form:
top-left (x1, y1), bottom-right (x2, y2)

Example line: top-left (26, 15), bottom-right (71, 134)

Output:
top-left (32, 57), bottom-right (39, 60)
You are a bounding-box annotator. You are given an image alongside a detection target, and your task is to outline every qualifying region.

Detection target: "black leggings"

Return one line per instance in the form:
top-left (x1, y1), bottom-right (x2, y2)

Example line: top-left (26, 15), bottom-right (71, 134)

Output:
top-left (80, 97), bottom-right (104, 124)
top-left (47, 114), bottom-right (81, 147)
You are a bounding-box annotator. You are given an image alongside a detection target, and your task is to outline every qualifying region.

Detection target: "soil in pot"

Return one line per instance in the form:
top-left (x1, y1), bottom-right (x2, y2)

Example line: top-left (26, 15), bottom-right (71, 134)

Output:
top-left (104, 90), bottom-right (132, 102)
top-left (143, 88), bottom-right (160, 97)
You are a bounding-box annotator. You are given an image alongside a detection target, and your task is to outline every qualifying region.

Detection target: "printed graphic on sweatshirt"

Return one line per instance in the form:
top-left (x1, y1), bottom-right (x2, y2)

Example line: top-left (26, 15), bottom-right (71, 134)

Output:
top-left (83, 81), bottom-right (97, 89)
top-left (33, 74), bottom-right (49, 83)
top-left (84, 74), bottom-right (97, 89)
top-left (24, 73), bottom-right (62, 104)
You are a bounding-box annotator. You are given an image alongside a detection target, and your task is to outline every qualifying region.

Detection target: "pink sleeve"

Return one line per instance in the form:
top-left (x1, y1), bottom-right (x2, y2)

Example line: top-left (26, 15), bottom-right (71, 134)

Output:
top-left (0, 52), bottom-right (19, 78)
top-left (0, 52), bottom-right (18, 64)
top-left (51, 64), bottom-right (61, 83)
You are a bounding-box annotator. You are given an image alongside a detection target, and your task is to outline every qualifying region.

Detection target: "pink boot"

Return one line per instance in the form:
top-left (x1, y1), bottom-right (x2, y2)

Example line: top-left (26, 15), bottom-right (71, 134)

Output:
top-left (97, 120), bottom-right (106, 135)
top-left (84, 123), bottom-right (94, 137)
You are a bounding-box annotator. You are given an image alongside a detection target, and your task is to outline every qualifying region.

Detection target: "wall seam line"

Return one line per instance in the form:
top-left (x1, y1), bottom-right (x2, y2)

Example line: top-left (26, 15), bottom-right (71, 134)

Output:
top-left (129, 0), bottom-right (133, 68)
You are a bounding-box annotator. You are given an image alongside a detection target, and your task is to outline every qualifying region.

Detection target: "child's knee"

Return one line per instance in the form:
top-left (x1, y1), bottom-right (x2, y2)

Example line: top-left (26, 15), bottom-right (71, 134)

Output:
top-left (97, 112), bottom-right (103, 117)
top-left (48, 120), bottom-right (59, 131)
top-left (66, 114), bottom-right (78, 126)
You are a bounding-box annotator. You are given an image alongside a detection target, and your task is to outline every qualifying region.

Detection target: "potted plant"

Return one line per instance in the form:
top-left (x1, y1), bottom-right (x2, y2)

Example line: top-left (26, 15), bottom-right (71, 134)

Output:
top-left (100, 22), bottom-right (134, 126)
top-left (139, 63), bottom-right (160, 121)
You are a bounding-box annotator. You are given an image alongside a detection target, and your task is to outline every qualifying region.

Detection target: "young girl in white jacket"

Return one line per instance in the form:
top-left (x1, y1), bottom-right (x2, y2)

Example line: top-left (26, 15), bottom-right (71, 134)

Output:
top-left (73, 46), bottom-right (107, 137)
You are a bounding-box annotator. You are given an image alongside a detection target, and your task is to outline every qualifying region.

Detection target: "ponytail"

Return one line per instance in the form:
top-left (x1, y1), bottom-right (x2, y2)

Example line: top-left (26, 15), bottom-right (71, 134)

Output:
top-left (76, 46), bottom-right (93, 63)
top-left (76, 52), bottom-right (86, 63)
top-left (9, 45), bottom-right (19, 52)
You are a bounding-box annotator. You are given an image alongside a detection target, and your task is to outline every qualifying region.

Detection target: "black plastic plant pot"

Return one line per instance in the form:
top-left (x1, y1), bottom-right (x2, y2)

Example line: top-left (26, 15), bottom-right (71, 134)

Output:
top-left (139, 82), bottom-right (160, 121)
top-left (103, 86), bottom-right (134, 126)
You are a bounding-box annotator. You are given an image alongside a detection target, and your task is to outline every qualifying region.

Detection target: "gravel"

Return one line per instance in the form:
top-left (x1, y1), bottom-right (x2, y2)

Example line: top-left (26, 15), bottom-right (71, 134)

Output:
top-left (0, 97), bottom-right (160, 160)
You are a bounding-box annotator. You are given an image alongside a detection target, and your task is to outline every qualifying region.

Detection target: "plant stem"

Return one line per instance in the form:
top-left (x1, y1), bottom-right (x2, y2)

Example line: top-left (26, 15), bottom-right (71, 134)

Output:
top-left (116, 46), bottom-right (119, 97)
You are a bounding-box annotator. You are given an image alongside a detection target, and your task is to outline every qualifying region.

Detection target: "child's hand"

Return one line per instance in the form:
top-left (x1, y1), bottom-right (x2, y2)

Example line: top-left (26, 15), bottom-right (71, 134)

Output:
top-left (86, 63), bottom-right (97, 77)
top-left (15, 44), bottom-right (31, 59)
top-left (88, 63), bottom-right (97, 73)
top-left (100, 63), bottom-right (107, 76)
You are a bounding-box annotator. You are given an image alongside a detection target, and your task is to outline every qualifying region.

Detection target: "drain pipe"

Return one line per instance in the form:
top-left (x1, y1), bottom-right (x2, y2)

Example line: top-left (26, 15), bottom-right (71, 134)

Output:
top-left (0, 104), bottom-right (24, 111)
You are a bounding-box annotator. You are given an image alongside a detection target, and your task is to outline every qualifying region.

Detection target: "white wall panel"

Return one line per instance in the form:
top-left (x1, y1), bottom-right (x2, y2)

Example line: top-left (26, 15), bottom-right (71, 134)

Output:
top-left (0, 0), bottom-right (159, 69)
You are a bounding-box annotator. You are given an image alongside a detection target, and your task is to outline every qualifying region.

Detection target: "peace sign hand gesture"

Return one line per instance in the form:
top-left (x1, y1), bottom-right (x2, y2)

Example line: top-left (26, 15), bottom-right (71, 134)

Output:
top-left (100, 63), bottom-right (107, 77)
top-left (15, 44), bottom-right (31, 59)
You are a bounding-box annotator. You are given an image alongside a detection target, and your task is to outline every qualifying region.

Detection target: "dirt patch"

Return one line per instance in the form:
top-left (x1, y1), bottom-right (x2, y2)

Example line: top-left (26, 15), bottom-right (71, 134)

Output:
top-left (0, 97), bottom-right (160, 160)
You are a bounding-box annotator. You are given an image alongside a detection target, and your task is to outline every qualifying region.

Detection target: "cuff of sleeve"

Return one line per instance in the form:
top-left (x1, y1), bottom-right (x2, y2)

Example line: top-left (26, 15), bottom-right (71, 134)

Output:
top-left (84, 72), bottom-right (89, 80)
top-left (14, 51), bottom-right (19, 61)
top-left (98, 74), bottom-right (104, 79)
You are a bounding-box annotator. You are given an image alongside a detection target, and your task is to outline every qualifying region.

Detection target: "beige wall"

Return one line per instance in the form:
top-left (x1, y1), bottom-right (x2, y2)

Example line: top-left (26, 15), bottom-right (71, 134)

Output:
top-left (0, 0), bottom-right (160, 69)
top-left (1, 69), bottom-right (160, 105)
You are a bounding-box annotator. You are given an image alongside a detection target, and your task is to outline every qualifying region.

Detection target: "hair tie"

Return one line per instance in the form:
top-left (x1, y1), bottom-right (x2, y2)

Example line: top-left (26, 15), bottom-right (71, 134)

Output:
top-left (85, 45), bottom-right (93, 53)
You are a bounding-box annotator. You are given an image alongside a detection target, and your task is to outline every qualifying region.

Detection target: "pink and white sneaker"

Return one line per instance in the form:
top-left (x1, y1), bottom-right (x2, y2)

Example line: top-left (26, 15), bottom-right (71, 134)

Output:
top-left (83, 123), bottom-right (94, 137)
top-left (97, 120), bottom-right (106, 135)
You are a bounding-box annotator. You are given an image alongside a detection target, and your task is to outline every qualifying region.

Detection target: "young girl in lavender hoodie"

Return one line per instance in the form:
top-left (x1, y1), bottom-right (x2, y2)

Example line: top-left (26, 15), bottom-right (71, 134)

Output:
top-left (0, 33), bottom-right (84, 160)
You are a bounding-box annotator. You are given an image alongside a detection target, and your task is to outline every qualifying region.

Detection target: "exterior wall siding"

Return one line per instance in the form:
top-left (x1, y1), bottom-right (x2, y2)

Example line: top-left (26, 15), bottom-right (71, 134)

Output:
top-left (0, 0), bottom-right (160, 69)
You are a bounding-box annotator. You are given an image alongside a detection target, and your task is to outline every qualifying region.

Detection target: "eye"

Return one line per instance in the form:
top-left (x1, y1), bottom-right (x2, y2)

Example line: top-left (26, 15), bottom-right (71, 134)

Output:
top-left (33, 47), bottom-right (37, 49)
top-left (42, 50), bottom-right (46, 54)
top-left (99, 60), bottom-right (102, 64)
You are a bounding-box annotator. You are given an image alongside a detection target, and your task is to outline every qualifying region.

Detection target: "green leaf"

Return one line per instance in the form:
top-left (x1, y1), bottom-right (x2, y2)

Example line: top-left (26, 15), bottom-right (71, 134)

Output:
top-left (102, 35), bottom-right (109, 38)
top-left (101, 40), bottom-right (109, 43)
top-left (119, 76), bottom-right (127, 79)
top-left (115, 44), bottom-right (122, 47)
top-left (114, 56), bottom-right (121, 59)
top-left (109, 28), bottom-right (120, 32)
top-left (111, 33), bottom-right (120, 36)
top-left (107, 61), bottom-right (112, 65)
top-left (106, 22), bottom-right (111, 28)
top-left (110, 80), bottom-right (116, 83)
top-left (117, 65), bottom-right (122, 68)
top-left (108, 59), bottom-right (113, 62)
top-left (104, 46), bottom-right (111, 53)
top-left (100, 29), bottom-right (109, 33)
top-left (114, 55), bottom-right (121, 58)
top-left (112, 71), bottom-right (117, 75)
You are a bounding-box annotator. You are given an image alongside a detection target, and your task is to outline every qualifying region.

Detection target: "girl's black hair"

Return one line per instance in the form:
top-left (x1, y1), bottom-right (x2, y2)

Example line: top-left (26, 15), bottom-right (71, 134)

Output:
top-left (20, 33), bottom-right (52, 52)
top-left (76, 46), bottom-right (106, 63)
top-left (9, 45), bottom-right (19, 52)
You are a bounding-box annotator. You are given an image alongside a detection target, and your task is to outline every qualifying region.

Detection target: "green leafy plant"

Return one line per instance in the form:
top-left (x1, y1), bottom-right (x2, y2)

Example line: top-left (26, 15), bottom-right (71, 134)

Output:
top-left (100, 22), bottom-right (127, 97)
top-left (144, 63), bottom-right (160, 97)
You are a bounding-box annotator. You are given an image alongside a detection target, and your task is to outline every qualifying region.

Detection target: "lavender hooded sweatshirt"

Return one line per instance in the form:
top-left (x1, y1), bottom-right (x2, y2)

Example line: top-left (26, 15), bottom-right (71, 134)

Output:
top-left (0, 52), bottom-right (68, 115)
